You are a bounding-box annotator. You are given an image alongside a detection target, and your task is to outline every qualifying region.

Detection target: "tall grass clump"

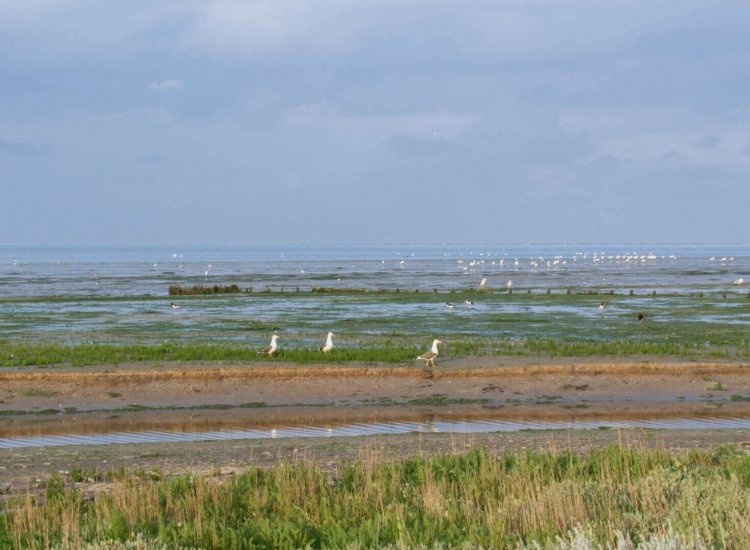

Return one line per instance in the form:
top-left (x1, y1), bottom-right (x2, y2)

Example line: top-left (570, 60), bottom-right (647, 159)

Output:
top-left (2, 445), bottom-right (750, 548)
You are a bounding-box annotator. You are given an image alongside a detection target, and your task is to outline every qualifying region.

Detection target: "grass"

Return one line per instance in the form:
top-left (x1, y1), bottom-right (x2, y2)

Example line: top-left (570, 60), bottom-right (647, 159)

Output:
top-left (0, 341), bottom-right (420, 367)
top-left (0, 335), bottom-right (747, 368)
top-left (2, 445), bottom-right (750, 548)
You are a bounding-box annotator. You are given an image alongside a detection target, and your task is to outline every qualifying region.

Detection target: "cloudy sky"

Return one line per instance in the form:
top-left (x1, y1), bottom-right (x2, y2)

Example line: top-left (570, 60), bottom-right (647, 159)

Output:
top-left (2, 1), bottom-right (749, 245)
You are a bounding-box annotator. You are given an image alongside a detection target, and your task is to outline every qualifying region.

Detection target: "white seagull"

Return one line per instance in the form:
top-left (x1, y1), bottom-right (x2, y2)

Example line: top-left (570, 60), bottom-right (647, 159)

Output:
top-left (260, 334), bottom-right (279, 356)
top-left (319, 332), bottom-right (335, 353)
top-left (506, 280), bottom-right (513, 289)
top-left (479, 278), bottom-right (487, 289)
top-left (417, 339), bottom-right (443, 368)
top-left (464, 299), bottom-right (474, 307)
top-left (733, 278), bottom-right (745, 286)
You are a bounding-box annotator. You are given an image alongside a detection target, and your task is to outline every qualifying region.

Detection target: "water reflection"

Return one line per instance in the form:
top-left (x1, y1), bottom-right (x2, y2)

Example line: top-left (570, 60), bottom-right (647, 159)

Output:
top-left (2, 415), bottom-right (750, 450)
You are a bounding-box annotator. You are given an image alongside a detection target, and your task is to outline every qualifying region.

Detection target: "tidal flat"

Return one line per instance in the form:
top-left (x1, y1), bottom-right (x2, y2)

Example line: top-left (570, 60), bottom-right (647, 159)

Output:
top-left (2, 246), bottom-right (750, 547)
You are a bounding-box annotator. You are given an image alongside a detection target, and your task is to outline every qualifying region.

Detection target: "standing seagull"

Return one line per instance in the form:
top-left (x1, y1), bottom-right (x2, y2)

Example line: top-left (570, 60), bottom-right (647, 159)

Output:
top-left (417, 339), bottom-right (443, 368)
top-left (260, 334), bottom-right (279, 356)
top-left (319, 332), bottom-right (335, 353)
top-left (479, 278), bottom-right (487, 289)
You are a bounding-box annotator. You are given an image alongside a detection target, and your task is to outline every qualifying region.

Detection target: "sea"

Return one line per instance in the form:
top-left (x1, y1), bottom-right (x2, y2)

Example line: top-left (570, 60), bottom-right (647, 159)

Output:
top-left (1, 243), bottom-right (748, 298)
top-left (0, 243), bottom-right (748, 344)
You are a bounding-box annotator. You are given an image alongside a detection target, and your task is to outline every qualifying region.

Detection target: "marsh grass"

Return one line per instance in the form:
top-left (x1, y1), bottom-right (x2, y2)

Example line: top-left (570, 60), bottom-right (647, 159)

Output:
top-left (0, 341), bottom-right (419, 367)
top-left (2, 445), bottom-right (750, 549)
top-left (2, 335), bottom-right (746, 368)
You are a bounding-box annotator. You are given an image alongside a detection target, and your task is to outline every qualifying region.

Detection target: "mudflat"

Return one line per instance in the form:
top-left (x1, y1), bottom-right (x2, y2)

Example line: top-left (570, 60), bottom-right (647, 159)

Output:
top-left (2, 357), bottom-right (750, 491)
top-left (2, 357), bottom-right (750, 417)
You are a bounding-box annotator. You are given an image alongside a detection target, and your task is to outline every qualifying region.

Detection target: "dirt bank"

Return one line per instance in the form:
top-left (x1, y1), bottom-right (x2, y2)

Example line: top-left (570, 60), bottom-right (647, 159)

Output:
top-left (2, 359), bottom-right (749, 420)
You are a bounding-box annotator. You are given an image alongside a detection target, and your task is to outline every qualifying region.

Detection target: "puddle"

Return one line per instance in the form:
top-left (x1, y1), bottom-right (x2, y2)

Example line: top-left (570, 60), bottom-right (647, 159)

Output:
top-left (2, 416), bottom-right (750, 449)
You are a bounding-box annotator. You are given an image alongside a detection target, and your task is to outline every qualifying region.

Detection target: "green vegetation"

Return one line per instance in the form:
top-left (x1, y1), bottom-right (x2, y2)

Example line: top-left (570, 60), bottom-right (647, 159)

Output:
top-left (168, 284), bottom-right (244, 295)
top-left (0, 341), bottom-right (419, 367)
top-left (1, 290), bottom-right (749, 366)
top-left (1, 288), bottom-right (749, 367)
top-left (0, 335), bottom-right (747, 368)
top-left (2, 445), bottom-right (750, 548)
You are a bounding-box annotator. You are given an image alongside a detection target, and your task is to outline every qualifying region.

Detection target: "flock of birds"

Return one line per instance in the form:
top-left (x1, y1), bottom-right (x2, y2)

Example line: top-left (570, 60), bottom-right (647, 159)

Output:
top-left (165, 268), bottom-right (747, 368)
top-left (256, 332), bottom-right (444, 368)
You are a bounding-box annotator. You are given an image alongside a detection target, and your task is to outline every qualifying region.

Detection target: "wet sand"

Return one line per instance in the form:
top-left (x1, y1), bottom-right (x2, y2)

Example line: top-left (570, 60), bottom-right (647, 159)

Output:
top-left (3, 429), bottom-right (750, 498)
top-left (2, 357), bottom-right (750, 493)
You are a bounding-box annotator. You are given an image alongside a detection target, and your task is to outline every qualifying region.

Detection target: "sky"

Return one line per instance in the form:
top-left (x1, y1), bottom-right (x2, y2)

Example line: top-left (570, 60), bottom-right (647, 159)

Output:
top-left (1, 1), bottom-right (749, 245)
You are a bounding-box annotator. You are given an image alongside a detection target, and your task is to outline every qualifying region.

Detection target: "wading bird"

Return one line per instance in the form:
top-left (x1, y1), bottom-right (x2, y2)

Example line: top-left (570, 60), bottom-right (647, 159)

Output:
top-left (417, 339), bottom-right (443, 368)
top-left (638, 313), bottom-right (645, 323)
top-left (598, 302), bottom-right (606, 313)
top-left (479, 278), bottom-right (487, 289)
top-left (170, 302), bottom-right (180, 310)
top-left (260, 334), bottom-right (279, 356)
top-left (446, 302), bottom-right (455, 310)
top-left (319, 332), bottom-right (334, 353)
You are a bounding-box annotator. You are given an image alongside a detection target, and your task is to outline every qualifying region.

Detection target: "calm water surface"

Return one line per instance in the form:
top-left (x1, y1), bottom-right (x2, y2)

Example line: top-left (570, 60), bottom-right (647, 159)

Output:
top-left (2, 416), bottom-right (750, 449)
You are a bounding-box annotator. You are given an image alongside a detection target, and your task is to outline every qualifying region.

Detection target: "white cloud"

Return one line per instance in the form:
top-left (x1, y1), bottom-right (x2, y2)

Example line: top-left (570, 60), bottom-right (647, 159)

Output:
top-left (149, 79), bottom-right (184, 91)
top-left (179, 0), bottom-right (711, 58)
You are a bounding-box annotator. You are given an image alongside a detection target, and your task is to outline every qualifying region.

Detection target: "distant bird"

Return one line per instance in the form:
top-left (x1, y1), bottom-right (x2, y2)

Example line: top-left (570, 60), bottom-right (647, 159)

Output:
top-left (598, 302), bottom-right (606, 313)
top-left (417, 339), bottom-right (443, 368)
top-left (479, 278), bottom-right (487, 289)
top-left (637, 313), bottom-right (645, 323)
top-left (170, 302), bottom-right (180, 310)
top-left (506, 280), bottom-right (513, 289)
top-left (446, 302), bottom-right (455, 310)
top-left (464, 299), bottom-right (474, 307)
top-left (319, 332), bottom-right (334, 353)
top-left (260, 334), bottom-right (279, 356)
top-left (733, 278), bottom-right (745, 286)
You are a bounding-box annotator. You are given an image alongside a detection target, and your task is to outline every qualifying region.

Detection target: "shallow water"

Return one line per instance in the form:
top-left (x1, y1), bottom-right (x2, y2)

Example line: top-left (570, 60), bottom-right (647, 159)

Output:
top-left (1, 244), bottom-right (749, 344)
top-left (2, 416), bottom-right (750, 449)
top-left (2, 244), bottom-right (749, 297)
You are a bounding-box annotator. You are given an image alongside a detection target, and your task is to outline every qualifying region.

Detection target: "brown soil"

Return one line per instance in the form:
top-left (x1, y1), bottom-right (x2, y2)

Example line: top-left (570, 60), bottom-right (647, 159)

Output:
top-left (2, 359), bottom-right (749, 420)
